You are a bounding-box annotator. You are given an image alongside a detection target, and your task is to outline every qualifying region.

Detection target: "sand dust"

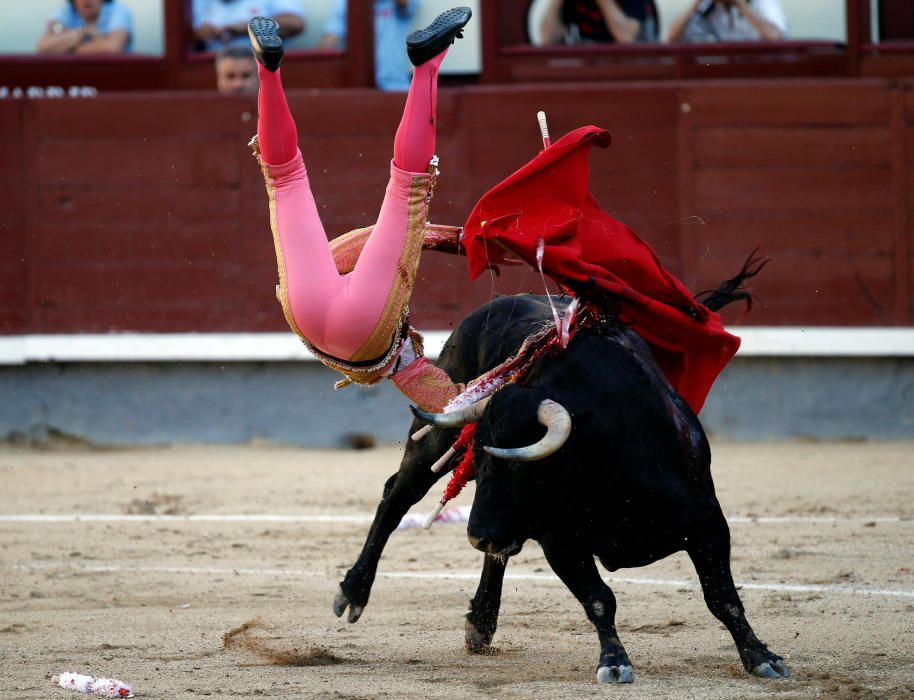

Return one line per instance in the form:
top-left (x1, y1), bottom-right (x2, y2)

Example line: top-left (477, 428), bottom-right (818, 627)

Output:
top-left (222, 618), bottom-right (346, 667)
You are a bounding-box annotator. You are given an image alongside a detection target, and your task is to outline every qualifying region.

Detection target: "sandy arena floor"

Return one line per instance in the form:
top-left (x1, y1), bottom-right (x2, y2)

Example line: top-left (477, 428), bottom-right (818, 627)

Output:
top-left (1, 441), bottom-right (913, 699)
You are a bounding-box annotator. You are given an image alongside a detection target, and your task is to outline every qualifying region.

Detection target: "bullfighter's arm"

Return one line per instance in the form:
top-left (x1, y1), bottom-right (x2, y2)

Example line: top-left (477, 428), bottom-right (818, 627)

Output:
top-left (329, 223), bottom-right (464, 274)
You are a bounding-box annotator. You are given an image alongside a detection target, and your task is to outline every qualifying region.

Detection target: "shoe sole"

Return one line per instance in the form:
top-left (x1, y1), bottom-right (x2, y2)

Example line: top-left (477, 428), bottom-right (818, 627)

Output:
top-left (406, 7), bottom-right (472, 63)
top-left (248, 16), bottom-right (283, 71)
top-left (249, 17), bottom-right (282, 50)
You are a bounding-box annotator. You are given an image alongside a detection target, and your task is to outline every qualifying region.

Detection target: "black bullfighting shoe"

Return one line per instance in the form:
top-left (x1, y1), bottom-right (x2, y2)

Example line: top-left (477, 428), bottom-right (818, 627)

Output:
top-left (248, 16), bottom-right (283, 71)
top-left (406, 6), bottom-right (472, 67)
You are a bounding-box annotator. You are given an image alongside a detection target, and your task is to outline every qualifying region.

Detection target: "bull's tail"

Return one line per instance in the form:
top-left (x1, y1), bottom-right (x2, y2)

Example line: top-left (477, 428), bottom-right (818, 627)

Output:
top-left (694, 248), bottom-right (768, 313)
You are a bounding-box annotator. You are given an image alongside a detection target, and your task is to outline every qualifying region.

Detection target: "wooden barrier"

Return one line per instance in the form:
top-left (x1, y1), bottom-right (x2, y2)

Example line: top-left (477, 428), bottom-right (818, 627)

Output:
top-left (1, 79), bottom-right (912, 334)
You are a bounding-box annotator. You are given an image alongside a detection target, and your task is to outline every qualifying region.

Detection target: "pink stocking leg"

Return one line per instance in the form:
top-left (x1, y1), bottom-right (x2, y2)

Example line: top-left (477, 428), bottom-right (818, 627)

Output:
top-left (322, 48), bottom-right (452, 360)
top-left (257, 66), bottom-right (299, 165)
top-left (253, 64), bottom-right (344, 354)
top-left (392, 51), bottom-right (447, 173)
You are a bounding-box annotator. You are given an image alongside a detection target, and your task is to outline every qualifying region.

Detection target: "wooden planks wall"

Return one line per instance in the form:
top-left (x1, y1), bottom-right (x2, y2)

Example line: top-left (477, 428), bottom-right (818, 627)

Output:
top-left (681, 80), bottom-right (908, 326)
top-left (2, 79), bottom-right (912, 334)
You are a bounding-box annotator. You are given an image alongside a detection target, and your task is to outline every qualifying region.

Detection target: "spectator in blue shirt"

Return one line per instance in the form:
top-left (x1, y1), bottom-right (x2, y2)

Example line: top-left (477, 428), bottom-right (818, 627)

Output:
top-left (36, 0), bottom-right (133, 55)
top-left (320, 0), bottom-right (420, 91)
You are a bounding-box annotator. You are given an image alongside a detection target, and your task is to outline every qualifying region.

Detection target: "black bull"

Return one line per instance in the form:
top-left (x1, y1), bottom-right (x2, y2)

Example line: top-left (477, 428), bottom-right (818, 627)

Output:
top-left (333, 291), bottom-right (789, 684)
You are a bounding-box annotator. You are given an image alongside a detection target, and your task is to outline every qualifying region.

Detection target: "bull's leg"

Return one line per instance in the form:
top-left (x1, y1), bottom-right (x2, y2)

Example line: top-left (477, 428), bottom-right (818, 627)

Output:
top-left (687, 534), bottom-right (791, 678)
top-left (334, 433), bottom-right (450, 622)
top-left (465, 553), bottom-right (507, 653)
top-left (540, 536), bottom-right (634, 684)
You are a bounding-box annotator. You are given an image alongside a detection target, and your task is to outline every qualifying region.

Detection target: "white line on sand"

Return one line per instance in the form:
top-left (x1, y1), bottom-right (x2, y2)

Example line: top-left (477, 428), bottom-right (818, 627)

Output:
top-left (0, 513), bottom-right (909, 525)
top-left (11, 562), bottom-right (914, 599)
top-left (0, 514), bottom-right (376, 524)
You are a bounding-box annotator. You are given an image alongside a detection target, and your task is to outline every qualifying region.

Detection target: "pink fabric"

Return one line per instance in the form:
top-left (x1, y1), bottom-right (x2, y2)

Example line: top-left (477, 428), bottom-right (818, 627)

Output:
top-left (265, 155), bottom-right (425, 360)
top-left (257, 67), bottom-right (298, 165)
top-left (257, 50), bottom-right (446, 361)
top-left (393, 52), bottom-right (445, 173)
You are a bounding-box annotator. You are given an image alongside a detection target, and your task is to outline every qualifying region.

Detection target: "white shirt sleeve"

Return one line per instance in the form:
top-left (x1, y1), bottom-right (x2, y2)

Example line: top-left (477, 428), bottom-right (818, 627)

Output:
top-left (751, 0), bottom-right (788, 36)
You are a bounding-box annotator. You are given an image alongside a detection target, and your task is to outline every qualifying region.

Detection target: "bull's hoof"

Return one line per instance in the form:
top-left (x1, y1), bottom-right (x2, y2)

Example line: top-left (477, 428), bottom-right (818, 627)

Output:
top-left (752, 659), bottom-right (791, 679)
top-left (464, 618), bottom-right (492, 654)
top-left (596, 664), bottom-right (634, 684)
top-left (332, 586), bottom-right (364, 623)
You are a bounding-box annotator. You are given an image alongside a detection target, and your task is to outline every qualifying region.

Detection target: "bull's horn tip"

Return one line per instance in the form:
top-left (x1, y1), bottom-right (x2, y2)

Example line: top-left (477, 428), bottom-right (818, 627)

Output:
top-left (410, 405), bottom-right (437, 423)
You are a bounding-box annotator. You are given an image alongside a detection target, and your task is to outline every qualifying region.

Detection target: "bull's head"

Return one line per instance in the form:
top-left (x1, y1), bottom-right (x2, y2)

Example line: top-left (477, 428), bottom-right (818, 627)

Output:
top-left (412, 397), bottom-right (571, 462)
top-left (415, 388), bottom-right (572, 559)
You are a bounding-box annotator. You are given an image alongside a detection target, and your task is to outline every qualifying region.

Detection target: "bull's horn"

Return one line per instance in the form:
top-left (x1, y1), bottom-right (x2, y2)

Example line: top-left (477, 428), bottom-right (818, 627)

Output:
top-left (411, 397), bottom-right (491, 428)
top-left (483, 399), bottom-right (571, 462)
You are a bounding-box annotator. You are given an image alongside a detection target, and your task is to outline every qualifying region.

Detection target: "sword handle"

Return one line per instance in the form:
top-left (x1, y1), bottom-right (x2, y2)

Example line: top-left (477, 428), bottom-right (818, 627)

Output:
top-left (537, 110), bottom-right (551, 149)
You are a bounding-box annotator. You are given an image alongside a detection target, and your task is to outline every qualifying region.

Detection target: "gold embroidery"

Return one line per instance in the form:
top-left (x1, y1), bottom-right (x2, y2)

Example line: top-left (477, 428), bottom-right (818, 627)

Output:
top-left (250, 136), bottom-right (305, 339)
top-left (329, 225), bottom-right (374, 275)
top-left (298, 317), bottom-right (405, 386)
top-left (329, 222), bottom-right (462, 275)
top-left (349, 173), bottom-right (429, 362)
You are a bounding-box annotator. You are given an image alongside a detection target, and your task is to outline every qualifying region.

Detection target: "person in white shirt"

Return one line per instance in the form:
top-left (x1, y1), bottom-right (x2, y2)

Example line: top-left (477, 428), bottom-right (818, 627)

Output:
top-left (665, 0), bottom-right (786, 43)
top-left (192, 0), bottom-right (305, 51)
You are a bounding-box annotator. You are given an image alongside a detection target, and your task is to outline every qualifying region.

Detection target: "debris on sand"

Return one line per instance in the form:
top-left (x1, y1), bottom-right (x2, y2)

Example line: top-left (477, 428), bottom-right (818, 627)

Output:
top-left (54, 672), bottom-right (133, 698)
top-left (223, 619), bottom-right (346, 666)
top-left (124, 492), bottom-right (185, 515)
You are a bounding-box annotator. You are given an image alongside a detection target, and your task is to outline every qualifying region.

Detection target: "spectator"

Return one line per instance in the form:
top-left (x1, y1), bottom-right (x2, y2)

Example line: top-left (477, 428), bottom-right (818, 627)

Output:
top-left (320, 0), bottom-right (420, 91)
top-left (665, 0), bottom-right (786, 43)
top-left (539, 0), bottom-right (659, 45)
top-left (192, 0), bottom-right (305, 52)
top-left (215, 45), bottom-right (259, 94)
top-left (36, 0), bottom-right (133, 55)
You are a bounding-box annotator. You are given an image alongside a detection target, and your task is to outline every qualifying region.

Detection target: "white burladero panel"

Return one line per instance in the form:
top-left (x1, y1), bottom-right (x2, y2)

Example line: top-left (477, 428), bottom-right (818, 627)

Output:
top-left (2, 328), bottom-right (913, 365)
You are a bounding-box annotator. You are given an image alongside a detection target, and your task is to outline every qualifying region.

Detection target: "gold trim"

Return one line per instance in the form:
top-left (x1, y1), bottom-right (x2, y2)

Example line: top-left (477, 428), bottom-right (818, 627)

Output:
top-left (299, 317), bottom-right (406, 386)
top-left (250, 136), bottom-right (305, 338)
top-left (349, 173), bottom-right (429, 362)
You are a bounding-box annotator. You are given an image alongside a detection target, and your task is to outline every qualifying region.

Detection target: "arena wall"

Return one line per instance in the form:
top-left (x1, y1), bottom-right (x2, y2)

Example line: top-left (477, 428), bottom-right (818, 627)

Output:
top-left (3, 355), bottom-right (913, 446)
top-left (3, 79), bottom-right (913, 444)
top-left (3, 80), bottom-right (913, 334)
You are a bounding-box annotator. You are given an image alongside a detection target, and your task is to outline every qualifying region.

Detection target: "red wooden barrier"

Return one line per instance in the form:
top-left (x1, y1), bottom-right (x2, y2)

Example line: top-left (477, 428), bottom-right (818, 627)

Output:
top-left (2, 79), bottom-right (912, 334)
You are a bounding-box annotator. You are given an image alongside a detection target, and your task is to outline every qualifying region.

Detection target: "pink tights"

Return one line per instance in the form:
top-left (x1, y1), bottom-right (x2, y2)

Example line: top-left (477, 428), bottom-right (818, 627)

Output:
top-left (256, 53), bottom-right (446, 362)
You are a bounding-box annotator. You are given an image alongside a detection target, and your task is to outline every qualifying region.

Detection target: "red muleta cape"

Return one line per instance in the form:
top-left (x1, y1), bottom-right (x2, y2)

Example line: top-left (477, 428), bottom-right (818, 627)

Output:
top-left (462, 125), bottom-right (739, 414)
